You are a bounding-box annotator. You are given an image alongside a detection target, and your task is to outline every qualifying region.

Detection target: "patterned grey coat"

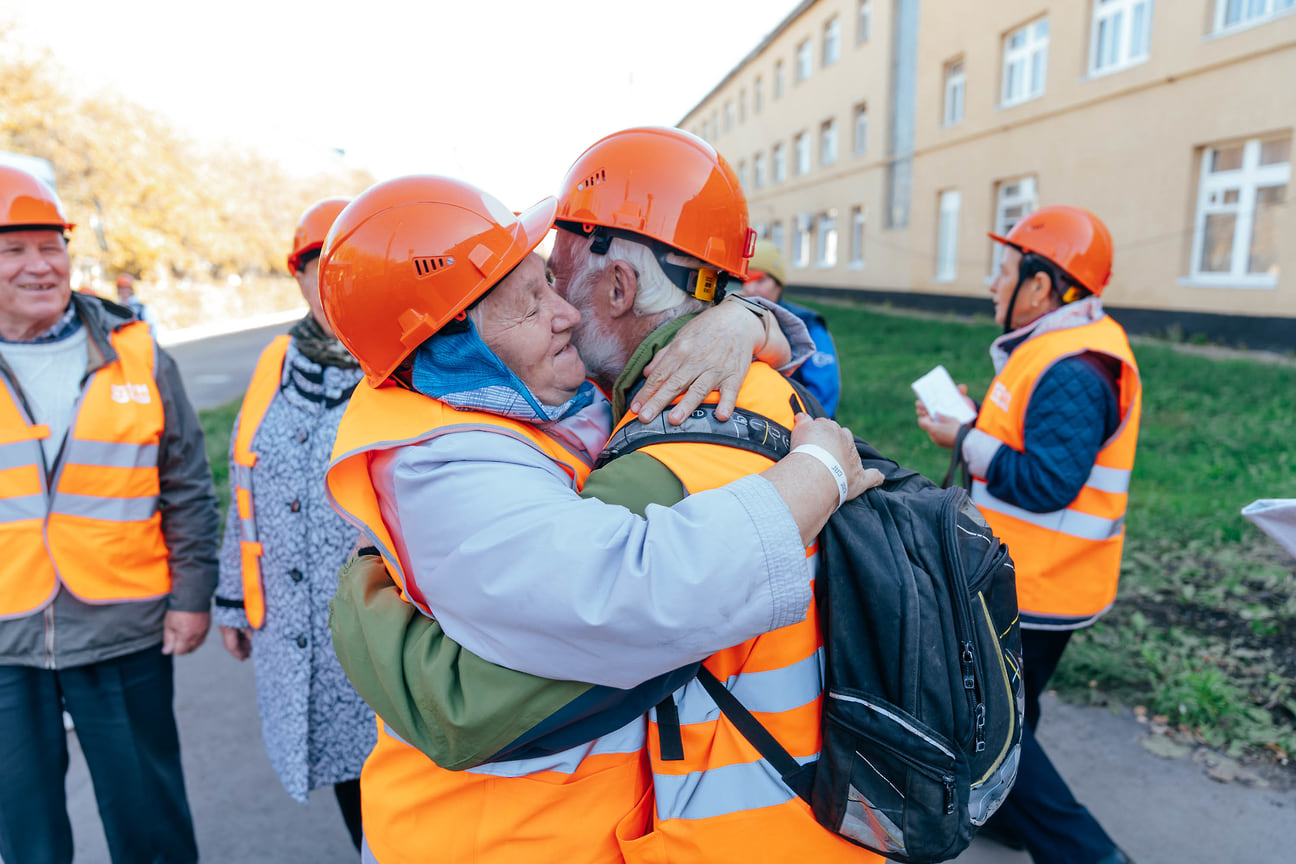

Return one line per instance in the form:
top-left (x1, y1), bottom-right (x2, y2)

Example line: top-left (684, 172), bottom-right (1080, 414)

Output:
top-left (214, 339), bottom-right (376, 803)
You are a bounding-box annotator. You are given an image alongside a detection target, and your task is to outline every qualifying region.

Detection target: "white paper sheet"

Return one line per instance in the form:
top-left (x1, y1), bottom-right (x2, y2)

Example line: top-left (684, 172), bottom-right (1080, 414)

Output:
top-left (912, 365), bottom-right (977, 424)
top-left (1242, 499), bottom-right (1296, 559)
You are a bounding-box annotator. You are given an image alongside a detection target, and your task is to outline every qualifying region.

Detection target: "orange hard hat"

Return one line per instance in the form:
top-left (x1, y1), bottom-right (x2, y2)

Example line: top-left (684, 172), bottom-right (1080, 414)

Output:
top-left (556, 126), bottom-right (755, 290)
top-left (116, 273), bottom-right (135, 290)
top-left (319, 176), bottom-right (556, 387)
top-left (0, 165), bottom-right (75, 232)
top-left (988, 205), bottom-right (1113, 296)
top-left (287, 197), bottom-right (351, 273)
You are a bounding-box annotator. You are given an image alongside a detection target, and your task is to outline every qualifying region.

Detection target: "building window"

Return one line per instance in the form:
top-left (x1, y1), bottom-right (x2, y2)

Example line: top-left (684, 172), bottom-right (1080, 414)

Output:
top-left (821, 119), bottom-right (839, 167)
top-left (1215, 0), bottom-right (1296, 32)
top-left (775, 60), bottom-right (786, 98)
top-left (1191, 136), bottom-right (1290, 285)
top-left (795, 131), bottom-right (811, 175)
top-left (943, 59), bottom-right (965, 127)
top-left (796, 39), bottom-right (813, 82)
top-left (753, 222), bottom-right (768, 240)
top-left (737, 161), bottom-right (747, 190)
top-left (724, 101), bottom-right (734, 134)
top-left (853, 103), bottom-right (869, 155)
top-left (793, 214), bottom-right (813, 268)
top-left (823, 17), bottom-right (842, 66)
top-left (1001, 18), bottom-right (1049, 106)
top-left (755, 77), bottom-right (764, 112)
top-left (936, 189), bottom-right (962, 281)
top-left (739, 89), bottom-right (747, 123)
top-left (817, 211), bottom-right (839, 267)
top-left (754, 153), bottom-right (767, 189)
top-left (770, 221), bottom-right (786, 257)
top-left (858, 0), bottom-right (873, 43)
top-left (993, 176), bottom-right (1038, 274)
top-left (773, 143), bottom-right (787, 183)
top-left (1091, 0), bottom-right (1152, 76)
top-left (850, 206), bottom-right (866, 266)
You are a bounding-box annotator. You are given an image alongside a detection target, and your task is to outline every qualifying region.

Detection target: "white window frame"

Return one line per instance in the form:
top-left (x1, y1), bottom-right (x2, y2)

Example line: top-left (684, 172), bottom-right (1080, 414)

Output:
top-left (1188, 137), bottom-right (1290, 287)
top-left (943, 59), bottom-right (965, 127)
top-left (935, 189), bottom-right (961, 282)
top-left (737, 161), bottom-right (747, 190)
top-left (793, 214), bottom-right (813, 269)
top-left (817, 211), bottom-right (839, 268)
top-left (754, 153), bottom-right (767, 189)
top-left (1089, 0), bottom-right (1153, 77)
top-left (853, 103), bottom-right (869, 155)
top-left (796, 39), bottom-right (813, 82)
top-left (849, 206), bottom-right (866, 268)
top-left (1001, 18), bottom-right (1050, 107)
top-left (823, 17), bottom-right (842, 66)
top-left (795, 131), bottom-right (811, 175)
top-left (770, 221), bottom-right (786, 258)
top-left (992, 177), bottom-right (1038, 276)
top-left (739, 89), bottom-right (747, 124)
top-left (724, 101), bottom-right (734, 134)
top-left (775, 60), bottom-right (786, 98)
top-left (1214, 0), bottom-right (1296, 34)
top-left (754, 77), bottom-right (764, 113)
top-left (821, 119), bottom-right (839, 167)
top-left (858, 0), bottom-right (873, 43)
top-left (773, 143), bottom-right (788, 183)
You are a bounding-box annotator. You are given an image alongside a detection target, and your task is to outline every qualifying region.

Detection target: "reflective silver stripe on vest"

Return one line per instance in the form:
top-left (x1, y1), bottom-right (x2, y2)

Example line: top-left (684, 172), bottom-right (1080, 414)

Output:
top-left (1085, 464), bottom-right (1131, 495)
top-left (62, 439), bottom-right (159, 469)
top-left (672, 651), bottom-right (824, 726)
top-left (240, 517), bottom-right (258, 543)
top-left (654, 751), bottom-right (818, 821)
top-left (972, 481), bottom-right (1124, 541)
top-left (0, 439), bottom-right (42, 472)
top-left (235, 464), bottom-right (254, 488)
top-left (465, 716), bottom-right (646, 778)
top-left (50, 493), bottom-right (158, 522)
top-left (0, 493), bottom-right (45, 523)
top-left (233, 464), bottom-right (258, 541)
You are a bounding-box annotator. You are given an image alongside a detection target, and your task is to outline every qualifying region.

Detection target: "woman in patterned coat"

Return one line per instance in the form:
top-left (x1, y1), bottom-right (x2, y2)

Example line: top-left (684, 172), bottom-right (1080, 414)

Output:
top-left (214, 199), bottom-right (374, 851)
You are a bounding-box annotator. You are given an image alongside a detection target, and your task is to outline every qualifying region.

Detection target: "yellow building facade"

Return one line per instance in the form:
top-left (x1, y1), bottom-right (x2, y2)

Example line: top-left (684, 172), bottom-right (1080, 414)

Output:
top-left (681, 0), bottom-right (1295, 345)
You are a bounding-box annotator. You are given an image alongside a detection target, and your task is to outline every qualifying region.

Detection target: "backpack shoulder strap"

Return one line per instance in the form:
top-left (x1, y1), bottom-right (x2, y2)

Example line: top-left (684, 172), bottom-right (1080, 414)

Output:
top-left (696, 666), bottom-right (814, 802)
top-left (596, 404), bottom-right (794, 467)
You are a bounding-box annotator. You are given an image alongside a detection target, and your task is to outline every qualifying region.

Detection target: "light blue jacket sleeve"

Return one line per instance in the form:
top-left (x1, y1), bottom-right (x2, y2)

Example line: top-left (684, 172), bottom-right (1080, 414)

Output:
top-left (370, 430), bottom-right (811, 689)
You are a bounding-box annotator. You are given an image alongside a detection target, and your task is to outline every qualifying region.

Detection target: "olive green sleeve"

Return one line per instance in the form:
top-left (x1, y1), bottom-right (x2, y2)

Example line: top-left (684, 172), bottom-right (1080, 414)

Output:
top-left (580, 450), bottom-right (688, 513)
top-left (328, 553), bottom-right (591, 770)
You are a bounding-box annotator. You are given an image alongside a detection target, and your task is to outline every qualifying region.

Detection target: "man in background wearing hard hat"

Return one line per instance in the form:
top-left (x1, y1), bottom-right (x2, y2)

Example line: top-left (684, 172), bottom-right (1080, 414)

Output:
top-left (917, 206), bottom-right (1140, 864)
top-left (741, 238), bottom-right (841, 417)
top-left (0, 165), bottom-right (220, 864)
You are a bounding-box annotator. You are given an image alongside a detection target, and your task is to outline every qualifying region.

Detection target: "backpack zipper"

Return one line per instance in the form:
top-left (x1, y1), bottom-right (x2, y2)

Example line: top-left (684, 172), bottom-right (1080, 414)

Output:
top-left (940, 488), bottom-right (986, 754)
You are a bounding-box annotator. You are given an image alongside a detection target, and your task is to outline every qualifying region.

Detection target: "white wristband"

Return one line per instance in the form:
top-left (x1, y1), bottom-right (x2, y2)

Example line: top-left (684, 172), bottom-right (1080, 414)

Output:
top-left (791, 444), bottom-right (849, 509)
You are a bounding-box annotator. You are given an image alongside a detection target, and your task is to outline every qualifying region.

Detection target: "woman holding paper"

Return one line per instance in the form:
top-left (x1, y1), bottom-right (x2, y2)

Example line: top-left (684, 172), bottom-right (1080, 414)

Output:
top-left (916, 206), bottom-right (1141, 864)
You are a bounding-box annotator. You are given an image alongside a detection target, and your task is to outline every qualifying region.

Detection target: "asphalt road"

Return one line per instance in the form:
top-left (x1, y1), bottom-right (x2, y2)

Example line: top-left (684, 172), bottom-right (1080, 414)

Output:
top-left (53, 324), bottom-right (1296, 863)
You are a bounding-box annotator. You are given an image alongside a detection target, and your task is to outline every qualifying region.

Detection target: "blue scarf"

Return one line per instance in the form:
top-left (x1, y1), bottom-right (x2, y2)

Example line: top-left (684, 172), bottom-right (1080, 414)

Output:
top-left (411, 318), bottom-right (593, 424)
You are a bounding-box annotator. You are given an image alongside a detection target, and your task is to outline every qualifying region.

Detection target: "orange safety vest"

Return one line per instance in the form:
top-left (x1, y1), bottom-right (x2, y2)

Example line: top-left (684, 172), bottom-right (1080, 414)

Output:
top-left (230, 335), bottom-right (291, 629)
top-left (326, 380), bottom-right (652, 864)
top-left (0, 321), bottom-right (169, 619)
top-left (971, 315), bottom-right (1141, 629)
top-left (612, 361), bottom-right (883, 864)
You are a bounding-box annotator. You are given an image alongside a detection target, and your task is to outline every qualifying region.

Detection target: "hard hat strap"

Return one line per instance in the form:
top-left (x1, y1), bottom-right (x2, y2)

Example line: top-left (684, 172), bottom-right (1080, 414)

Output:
top-left (559, 221), bottom-right (732, 304)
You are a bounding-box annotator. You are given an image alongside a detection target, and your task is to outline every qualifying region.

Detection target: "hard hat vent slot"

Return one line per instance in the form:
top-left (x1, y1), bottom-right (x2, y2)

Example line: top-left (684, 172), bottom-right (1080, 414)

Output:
top-left (413, 256), bottom-right (453, 278)
top-left (576, 169), bottom-right (607, 191)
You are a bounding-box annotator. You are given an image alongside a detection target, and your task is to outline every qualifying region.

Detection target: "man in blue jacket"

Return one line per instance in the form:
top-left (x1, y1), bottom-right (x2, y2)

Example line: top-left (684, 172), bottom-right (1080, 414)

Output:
top-left (741, 239), bottom-right (841, 417)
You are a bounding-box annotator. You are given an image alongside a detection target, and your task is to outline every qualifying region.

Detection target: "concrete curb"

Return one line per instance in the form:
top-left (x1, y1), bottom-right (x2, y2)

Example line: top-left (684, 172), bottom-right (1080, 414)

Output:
top-left (156, 308), bottom-right (307, 347)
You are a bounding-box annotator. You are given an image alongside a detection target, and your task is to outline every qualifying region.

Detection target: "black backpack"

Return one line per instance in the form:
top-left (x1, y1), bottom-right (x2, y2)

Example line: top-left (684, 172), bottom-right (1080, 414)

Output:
top-left (597, 396), bottom-right (1023, 863)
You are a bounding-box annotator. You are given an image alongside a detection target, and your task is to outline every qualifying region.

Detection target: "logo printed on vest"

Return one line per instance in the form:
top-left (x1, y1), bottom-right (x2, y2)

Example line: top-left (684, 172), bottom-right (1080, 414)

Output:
top-left (111, 383), bottom-right (152, 405)
top-left (989, 382), bottom-right (1012, 413)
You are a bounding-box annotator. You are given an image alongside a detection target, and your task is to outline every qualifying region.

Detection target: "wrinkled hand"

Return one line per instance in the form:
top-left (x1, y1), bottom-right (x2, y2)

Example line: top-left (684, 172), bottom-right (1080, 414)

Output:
top-left (915, 384), bottom-right (974, 450)
top-left (162, 610), bottom-right (210, 656)
top-left (219, 625), bottom-right (253, 661)
top-left (633, 299), bottom-right (762, 425)
top-left (789, 413), bottom-right (884, 501)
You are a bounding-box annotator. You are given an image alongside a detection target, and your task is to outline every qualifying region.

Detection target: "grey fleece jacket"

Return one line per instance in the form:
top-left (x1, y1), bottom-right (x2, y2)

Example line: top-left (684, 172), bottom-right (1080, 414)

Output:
top-left (0, 293), bottom-right (220, 669)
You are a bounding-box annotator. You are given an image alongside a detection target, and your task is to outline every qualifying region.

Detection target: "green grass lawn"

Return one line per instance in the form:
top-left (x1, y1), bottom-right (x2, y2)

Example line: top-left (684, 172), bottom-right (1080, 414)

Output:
top-left (197, 302), bottom-right (1296, 765)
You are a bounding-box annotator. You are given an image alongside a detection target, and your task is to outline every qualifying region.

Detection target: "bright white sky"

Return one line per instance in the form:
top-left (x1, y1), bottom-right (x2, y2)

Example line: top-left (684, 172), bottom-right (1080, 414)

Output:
top-left (5, 0), bottom-right (798, 207)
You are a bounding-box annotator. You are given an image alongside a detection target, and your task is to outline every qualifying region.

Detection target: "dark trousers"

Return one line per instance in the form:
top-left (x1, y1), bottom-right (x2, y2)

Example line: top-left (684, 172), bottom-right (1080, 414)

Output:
top-left (0, 647), bottom-right (198, 864)
top-left (987, 628), bottom-right (1118, 864)
top-left (334, 779), bottom-right (362, 852)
